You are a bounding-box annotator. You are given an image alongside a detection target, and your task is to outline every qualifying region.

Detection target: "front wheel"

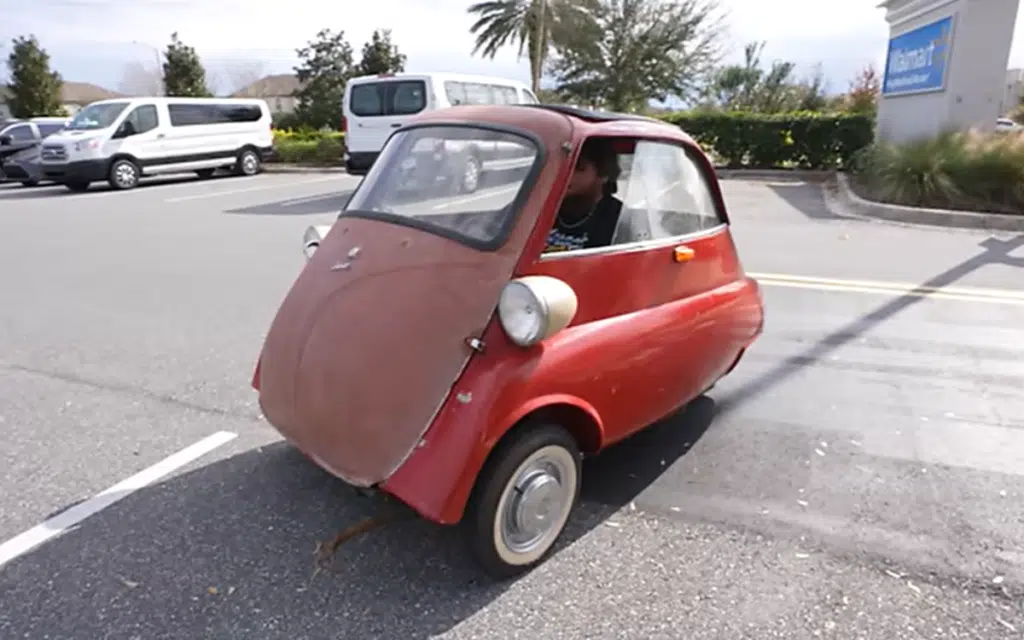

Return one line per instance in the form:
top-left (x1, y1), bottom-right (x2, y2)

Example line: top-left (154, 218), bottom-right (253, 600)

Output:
top-left (108, 158), bottom-right (140, 190)
top-left (64, 180), bottom-right (90, 192)
top-left (20, 179), bottom-right (39, 187)
top-left (464, 422), bottom-right (581, 579)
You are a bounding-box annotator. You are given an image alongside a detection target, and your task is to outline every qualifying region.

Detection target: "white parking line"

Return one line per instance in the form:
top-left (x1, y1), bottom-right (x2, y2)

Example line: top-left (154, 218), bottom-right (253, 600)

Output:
top-left (164, 176), bottom-right (339, 203)
top-left (0, 430), bottom-right (237, 568)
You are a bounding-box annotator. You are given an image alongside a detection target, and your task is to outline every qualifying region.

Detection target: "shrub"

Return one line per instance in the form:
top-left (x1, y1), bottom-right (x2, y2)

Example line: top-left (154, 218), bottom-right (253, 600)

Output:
top-left (271, 128), bottom-right (345, 165)
top-left (659, 110), bottom-right (875, 170)
top-left (852, 130), bottom-right (1024, 214)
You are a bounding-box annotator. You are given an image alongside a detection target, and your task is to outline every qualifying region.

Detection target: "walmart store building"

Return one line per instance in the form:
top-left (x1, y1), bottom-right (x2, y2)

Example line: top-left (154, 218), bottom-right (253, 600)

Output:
top-left (877, 0), bottom-right (1020, 142)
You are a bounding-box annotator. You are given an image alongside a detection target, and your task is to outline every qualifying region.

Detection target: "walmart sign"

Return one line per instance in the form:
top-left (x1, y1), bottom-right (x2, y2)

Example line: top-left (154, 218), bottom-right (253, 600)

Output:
top-left (882, 15), bottom-right (956, 96)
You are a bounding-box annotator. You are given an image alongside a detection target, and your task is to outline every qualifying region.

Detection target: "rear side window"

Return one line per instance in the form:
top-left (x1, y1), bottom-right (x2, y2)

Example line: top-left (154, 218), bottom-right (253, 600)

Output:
top-left (349, 81), bottom-right (426, 117)
top-left (168, 102), bottom-right (263, 126)
top-left (611, 139), bottom-right (725, 244)
top-left (37, 123), bottom-right (65, 138)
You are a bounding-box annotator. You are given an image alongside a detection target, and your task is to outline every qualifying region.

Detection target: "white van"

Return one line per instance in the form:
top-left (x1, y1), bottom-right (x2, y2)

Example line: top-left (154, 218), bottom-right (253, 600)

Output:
top-left (38, 97), bottom-right (274, 191)
top-left (342, 72), bottom-right (539, 175)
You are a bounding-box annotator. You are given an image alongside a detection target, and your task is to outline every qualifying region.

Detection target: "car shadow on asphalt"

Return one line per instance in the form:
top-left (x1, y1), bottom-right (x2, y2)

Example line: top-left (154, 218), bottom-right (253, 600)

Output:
top-left (0, 173), bottom-right (240, 199)
top-left (0, 397), bottom-right (715, 638)
top-left (759, 177), bottom-right (845, 221)
top-left (224, 190), bottom-right (355, 216)
top-left (717, 233), bottom-right (1024, 417)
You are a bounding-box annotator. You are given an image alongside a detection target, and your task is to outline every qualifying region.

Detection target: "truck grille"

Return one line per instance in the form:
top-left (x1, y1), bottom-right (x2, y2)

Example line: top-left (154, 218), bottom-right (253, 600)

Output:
top-left (41, 144), bottom-right (67, 162)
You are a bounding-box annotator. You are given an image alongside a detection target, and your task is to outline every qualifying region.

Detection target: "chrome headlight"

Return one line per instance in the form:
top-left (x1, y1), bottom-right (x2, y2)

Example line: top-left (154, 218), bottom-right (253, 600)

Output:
top-left (497, 276), bottom-right (578, 347)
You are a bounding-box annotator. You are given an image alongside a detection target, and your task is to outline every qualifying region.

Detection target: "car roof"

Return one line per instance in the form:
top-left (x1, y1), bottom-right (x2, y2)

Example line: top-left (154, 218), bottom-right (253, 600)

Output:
top-left (407, 103), bottom-right (696, 148)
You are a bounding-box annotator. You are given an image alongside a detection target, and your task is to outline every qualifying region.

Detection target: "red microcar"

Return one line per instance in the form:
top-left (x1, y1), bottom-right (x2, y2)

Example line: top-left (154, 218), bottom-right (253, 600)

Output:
top-left (251, 104), bottom-right (764, 578)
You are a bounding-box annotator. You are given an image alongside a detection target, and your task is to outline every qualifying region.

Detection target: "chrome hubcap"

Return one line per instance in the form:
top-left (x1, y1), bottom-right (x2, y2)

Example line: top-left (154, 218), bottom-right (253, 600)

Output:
top-left (115, 163), bottom-right (136, 187)
top-left (462, 158), bottom-right (480, 192)
top-left (498, 448), bottom-right (575, 557)
top-left (242, 153), bottom-right (258, 174)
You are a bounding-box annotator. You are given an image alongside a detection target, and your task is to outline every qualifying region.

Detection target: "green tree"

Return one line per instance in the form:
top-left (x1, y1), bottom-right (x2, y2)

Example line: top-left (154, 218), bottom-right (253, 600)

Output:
top-left (162, 32), bottom-right (212, 97)
top-left (356, 29), bottom-right (407, 76)
top-left (704, 41), bottom-right (829, 113)
top-left (467, 0), bottom-right (598, 93)
top-left (4, 35), bottom-right (64, 118)
top-left (293, 28), bottom-right (355, 130)
top-left (549, 0), bottom-right (726, 112)
top-left (844, 64), bottom-right (880, 116)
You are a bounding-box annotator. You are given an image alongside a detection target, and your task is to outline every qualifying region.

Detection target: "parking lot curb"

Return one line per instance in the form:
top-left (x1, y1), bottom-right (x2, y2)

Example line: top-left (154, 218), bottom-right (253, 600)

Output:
top-left (714, 168), bottom-right (834, 182)
top-left (829, 172), bottom-right (1024, 231)
top-left (263, 164), bottom-right (348, 174)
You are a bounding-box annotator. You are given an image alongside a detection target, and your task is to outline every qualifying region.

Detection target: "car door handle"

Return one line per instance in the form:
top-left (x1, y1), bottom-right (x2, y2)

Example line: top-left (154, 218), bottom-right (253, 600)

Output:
top-left (673, 245), bottom-right (695, 263)
top-left (156, 133), bottom-right (165, 138)
top-left (390, 123), bottom-right (401, 128)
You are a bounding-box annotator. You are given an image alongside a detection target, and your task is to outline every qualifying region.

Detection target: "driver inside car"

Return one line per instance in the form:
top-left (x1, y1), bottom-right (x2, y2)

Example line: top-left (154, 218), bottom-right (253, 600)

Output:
top-left (544, 137), bottom-right (623, 253)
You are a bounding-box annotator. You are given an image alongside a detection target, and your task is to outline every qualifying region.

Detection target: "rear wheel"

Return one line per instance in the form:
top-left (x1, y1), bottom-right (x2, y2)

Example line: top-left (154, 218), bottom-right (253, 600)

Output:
top-left (108, 158), bottom-right (140, 190)
top-left (464, 422), bottom-right (581, 579)
top-left (20, 179), bottom-right (39, 187)
top-left (459, 153), bottom-right (482, 194)
top-left (234, 148), bottom-right (261, 176)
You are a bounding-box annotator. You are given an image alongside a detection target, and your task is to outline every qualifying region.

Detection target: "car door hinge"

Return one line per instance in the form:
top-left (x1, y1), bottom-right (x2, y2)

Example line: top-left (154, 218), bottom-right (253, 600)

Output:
top-left (465, 336), bottom-right (486, 353)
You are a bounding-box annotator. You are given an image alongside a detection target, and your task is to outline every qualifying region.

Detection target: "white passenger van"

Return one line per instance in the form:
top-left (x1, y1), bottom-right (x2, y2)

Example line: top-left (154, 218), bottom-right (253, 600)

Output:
top-left (39, 96), bottom-right (274, 191)
top-left (342, 72), bottom-right (539, 176)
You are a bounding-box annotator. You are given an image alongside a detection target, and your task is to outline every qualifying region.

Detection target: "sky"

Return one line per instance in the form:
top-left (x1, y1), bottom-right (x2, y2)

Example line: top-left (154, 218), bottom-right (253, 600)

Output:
top-left (1, 0), bottom-right (1022, 97)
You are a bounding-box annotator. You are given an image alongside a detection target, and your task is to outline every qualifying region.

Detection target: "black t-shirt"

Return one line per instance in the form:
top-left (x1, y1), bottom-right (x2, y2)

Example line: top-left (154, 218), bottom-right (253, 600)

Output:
top-left (545, 194), bottom-right (623, 253)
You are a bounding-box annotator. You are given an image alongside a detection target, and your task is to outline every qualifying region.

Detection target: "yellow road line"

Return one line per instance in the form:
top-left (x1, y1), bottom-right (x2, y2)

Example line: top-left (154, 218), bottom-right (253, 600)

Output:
top-left (748, 272), bottom-right (1024, 305)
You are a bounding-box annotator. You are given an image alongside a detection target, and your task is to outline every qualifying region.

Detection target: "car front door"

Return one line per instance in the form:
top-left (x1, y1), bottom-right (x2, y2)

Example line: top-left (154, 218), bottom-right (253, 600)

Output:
top-left (115, 104), bottom-right (163, 167)
top-left (522, 134), bottom-right (741, 443)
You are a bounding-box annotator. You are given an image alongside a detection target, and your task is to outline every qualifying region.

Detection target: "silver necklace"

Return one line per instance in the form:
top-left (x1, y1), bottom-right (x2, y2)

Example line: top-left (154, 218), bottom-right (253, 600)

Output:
top-left (558, 208), bottom-right (595, 229)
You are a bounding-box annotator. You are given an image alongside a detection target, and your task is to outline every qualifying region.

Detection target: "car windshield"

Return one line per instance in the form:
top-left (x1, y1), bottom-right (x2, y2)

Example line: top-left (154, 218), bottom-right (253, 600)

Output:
top-left (65, 102), bottom-right (130, 130)
top-left (343, 125), bottom-right (540, 247)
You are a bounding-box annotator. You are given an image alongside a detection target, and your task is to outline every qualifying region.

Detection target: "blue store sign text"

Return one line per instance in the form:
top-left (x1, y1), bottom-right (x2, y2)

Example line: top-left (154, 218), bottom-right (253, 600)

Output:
top-left (882, 14), bottom-right (955, 96)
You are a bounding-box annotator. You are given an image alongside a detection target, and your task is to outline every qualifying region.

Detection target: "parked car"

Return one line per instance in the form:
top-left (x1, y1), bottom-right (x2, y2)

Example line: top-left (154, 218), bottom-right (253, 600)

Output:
top-left (995, 117), bottom-right (1022, 132)
top-left (252, 103), bottom-right (766, 578)
top-left (37, 97), bottom-right (274, 192)
top-left (0, 117), bottom-right (69, 186)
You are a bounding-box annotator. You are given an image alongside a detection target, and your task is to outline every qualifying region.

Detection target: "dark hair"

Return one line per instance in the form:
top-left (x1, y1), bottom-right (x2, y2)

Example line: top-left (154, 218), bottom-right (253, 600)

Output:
top-left (578, 136), bottom-right (621, 194)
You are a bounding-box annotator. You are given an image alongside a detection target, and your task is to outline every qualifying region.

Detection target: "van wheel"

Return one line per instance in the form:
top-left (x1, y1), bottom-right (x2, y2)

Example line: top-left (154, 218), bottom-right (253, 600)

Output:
top-left (108, 158), bottom-right (140, 190)
top-left (464, 422), bottom-right (581, 579)
top-left (64, 180), bottom-right (90, 192)
top-left (235, 149), bottom-right (262, 176)
top-left (195, 169), bottom-right (216, 179)
top-left (460, 153), bottom-right (482, 194)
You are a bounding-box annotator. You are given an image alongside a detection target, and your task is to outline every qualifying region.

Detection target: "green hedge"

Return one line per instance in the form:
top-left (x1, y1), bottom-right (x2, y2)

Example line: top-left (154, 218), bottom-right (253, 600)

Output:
top-left (271, 129), bottom-right (345, 165)
top-left (659, 111), bottom-right (875, 170)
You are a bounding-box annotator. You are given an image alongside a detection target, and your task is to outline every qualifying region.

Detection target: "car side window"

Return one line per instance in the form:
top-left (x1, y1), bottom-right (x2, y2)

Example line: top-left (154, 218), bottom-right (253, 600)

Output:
top-left (611, 140), bottom-right (723, 245)
top-left (124, 105), bottom-right (159, 134)
top-left (6, 124), bottom-right (34, 142)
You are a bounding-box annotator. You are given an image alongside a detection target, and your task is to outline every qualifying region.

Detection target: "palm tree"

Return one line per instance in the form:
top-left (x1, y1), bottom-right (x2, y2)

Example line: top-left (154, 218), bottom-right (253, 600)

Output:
top-left (467, 0), bottom-right (593, 93)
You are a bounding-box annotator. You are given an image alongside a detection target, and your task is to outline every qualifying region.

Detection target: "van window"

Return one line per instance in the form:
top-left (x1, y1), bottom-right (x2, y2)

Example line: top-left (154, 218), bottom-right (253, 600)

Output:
top-left (488, 86), bottom-right (516, 104)
top-left (444, 81), bottom-right (467, 106)
top-left (168, 102), bottom-right (263, 126)
top-left (349, 80), bottom-right (427, 117)
top-left (37, 123), bottom-right (65, 138)
top-left (124, 104), bottom-right (159, 134)
top-left (3, 124), bottom-right (34, 141)
top-left (521, 89), bottom-right (539, 104)
top-left (66, 101), bottom-right (129, 130)
top-left (463, 83), bottom-right (493, 105)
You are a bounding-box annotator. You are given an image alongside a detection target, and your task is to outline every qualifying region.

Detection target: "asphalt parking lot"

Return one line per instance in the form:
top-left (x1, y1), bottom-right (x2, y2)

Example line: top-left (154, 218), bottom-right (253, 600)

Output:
top-left (1, 172), bottom-right (1022, 639)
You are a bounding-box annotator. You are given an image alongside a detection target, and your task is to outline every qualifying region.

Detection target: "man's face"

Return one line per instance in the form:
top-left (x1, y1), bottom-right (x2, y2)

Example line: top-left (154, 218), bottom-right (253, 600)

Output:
top-left (566, 157), bottom-right (602, 198)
